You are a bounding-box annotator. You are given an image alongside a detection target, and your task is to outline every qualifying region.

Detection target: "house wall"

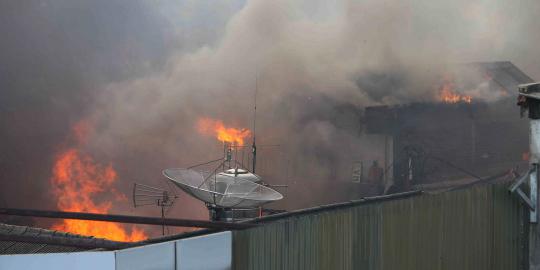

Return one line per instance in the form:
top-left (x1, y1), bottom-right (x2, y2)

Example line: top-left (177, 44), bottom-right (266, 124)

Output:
top-left (365, 101), bottom-right (529, 187)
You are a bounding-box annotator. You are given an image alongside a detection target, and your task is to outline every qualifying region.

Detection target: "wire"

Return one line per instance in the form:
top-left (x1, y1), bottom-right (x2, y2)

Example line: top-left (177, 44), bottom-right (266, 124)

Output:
top-left (187, 157), bottom-right (223, 169)
top-left (427, 155), bottom-right (483, 181)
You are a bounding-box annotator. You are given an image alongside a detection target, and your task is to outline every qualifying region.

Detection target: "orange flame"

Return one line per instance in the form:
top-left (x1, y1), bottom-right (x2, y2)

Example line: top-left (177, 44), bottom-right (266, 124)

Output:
top-left (50, 121), bottom-right (147, 242)
top-left (439, 80), bottom-right (472, 104)
top-left (197, 117), bottom-right (251, 145)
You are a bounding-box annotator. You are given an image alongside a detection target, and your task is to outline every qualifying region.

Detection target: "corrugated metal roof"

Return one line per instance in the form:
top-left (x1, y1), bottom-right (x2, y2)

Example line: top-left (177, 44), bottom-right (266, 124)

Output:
top-left (0, 223), bottom-right (124, 254)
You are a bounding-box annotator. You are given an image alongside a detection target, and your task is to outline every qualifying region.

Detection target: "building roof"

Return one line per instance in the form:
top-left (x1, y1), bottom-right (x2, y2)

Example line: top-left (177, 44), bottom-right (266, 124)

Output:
top-left (470, 61), bottom-right (535, 91)
top-left (0, 191), bottom-right (424, 254)
top-left (0, 223), bottom-right (127, 254)
top-left (0, 170), bottom-right (511, 255)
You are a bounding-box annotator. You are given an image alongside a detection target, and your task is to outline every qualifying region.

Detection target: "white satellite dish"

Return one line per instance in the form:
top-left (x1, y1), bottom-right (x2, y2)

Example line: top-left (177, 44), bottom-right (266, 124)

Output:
top-left (163, 168), bottom-right (283, 208)
top-left (217, 168), bottom-right (262, 183)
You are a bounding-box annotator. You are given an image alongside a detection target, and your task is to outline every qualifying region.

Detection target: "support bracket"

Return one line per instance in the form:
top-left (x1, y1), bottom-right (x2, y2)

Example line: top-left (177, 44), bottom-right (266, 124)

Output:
top-left (509, 166), bottom-right (537, 223)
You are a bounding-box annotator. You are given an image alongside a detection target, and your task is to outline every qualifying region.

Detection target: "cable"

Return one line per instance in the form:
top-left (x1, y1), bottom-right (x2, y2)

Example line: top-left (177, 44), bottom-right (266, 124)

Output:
top-left (427, 155), bottom-right (483, 181)
top-left (187, 157), bottom-right (223, 169)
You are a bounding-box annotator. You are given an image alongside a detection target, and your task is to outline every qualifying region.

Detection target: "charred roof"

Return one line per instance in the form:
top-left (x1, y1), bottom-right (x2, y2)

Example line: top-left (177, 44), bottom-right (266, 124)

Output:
top-left (0, 223), bottom-right (128, 254)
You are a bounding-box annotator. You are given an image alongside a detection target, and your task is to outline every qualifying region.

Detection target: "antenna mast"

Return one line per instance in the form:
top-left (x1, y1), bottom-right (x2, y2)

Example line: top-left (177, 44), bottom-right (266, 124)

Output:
top-left (252, 74), bottom-right (258, 173)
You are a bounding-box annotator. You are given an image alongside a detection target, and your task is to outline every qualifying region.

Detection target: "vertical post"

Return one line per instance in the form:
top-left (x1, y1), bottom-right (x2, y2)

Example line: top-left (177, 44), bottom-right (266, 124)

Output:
top-left (252, 74), bottom-right (258, 174)
top-left (383, 135), bottom-right (394, 194)
top-left (252, 141), bottom-right (257, 173)
top-left (516, 83), bottom-right (540, 270)
top-left (384, 136), bottom-right (388, 186)
top-left (530, 119), bottom-right (540, 223)
top-left (406, 156), bottom-right (413, 191)
top-left (517, 83), bottom-right (540, 223)
top-left (531, 165), bottom-right (538, 223)
top-left (161, 205), bottom-right (165, 236)
top-left (360, 161), bottom-right (364, 183)
top-left (223, 142), bottom-right (227, 170)
top-left (471, 120), bottom-right (476, 165)
top-left (225, 142), bottom-right (232, 169)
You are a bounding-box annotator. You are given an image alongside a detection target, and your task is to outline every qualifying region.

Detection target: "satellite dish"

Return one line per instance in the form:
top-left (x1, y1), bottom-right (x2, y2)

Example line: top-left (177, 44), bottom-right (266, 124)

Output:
top-left (217, 168), bottom-right (262, 183)
top-left (163, 168), bottom-right (283, 208)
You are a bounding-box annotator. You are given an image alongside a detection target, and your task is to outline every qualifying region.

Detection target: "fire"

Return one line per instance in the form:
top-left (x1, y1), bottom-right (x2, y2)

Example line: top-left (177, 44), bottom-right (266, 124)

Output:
top-left (197, 117), bottom-right (251, 145)
top-left (50, 121), bottom-right (147, 242)
top-left (439, 80), bottom-right (472, 104)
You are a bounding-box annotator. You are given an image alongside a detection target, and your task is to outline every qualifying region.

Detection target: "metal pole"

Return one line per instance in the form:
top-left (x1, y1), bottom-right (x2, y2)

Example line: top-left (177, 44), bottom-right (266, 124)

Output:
top-left (252, 74), bottom-right (258, 173)
top-left (0, 208), bottom-right (256, 230)
top-left (530, 119), bottom-right (540, 222)
top-left (407, 157), bottom-right (413, 191)
top-left (515, 83), bottom-right (540, 270)
top-left (161, 205), bottom-right (165, 235)
top-left (252, 141), bottom-right (257, 173)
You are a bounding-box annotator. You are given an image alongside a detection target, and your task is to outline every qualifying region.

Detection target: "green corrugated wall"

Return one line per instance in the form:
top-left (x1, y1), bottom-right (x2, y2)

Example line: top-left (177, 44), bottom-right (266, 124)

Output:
top-left (233, 183), bottom-right (525, 270)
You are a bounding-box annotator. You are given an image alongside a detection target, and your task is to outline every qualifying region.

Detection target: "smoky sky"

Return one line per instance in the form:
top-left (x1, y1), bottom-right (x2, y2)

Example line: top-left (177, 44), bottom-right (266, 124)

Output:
top-left (2, 0), bottom-right (540, 228)
top-left (0, 0), bottom-right (174, 212)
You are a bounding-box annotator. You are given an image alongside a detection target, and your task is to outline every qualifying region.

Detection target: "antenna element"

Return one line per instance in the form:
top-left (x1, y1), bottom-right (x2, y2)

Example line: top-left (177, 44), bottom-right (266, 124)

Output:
top-left (132, 183), bottom-right (179, 235)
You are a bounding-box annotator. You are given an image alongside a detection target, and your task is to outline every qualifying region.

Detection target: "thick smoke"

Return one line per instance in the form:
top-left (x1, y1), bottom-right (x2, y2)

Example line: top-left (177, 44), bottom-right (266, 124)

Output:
top-left (86, 0), bottom-right (540, 212)
top-left (2, 0), bottom-right (540, 228)
top-left (0, 0), bottom-right (173, 225)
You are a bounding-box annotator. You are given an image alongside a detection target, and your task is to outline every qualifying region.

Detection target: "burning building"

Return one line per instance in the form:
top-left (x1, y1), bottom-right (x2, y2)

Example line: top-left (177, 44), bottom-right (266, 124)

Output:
top-left (362, 61), bottom-right (534, 193)
top-left (5, 0), bottom-right (540, 268)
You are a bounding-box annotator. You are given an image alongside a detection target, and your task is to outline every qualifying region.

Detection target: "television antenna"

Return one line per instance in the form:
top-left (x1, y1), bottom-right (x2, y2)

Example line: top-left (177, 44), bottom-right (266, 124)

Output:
top-left (132, 181), bottom-right (179, 235)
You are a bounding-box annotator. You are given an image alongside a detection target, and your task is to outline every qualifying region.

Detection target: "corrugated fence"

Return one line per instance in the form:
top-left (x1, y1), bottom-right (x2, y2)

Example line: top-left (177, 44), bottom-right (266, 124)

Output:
top-left (233, 183), bottom-right (525, 270)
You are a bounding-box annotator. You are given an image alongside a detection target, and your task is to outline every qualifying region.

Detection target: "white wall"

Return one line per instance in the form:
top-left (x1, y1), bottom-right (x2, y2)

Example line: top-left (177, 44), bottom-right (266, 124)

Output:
top-left (0, 251), bottom-right (116, 270)
top-left (176, 231), bottom-right (231, 270)
top-left (116, 241), bottom-right (176, 270)
top-left (0, 231), bottom-right (232, 270)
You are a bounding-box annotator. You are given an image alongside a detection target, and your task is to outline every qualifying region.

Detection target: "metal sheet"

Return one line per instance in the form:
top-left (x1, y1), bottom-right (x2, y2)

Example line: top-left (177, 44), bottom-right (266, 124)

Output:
top-left (531, 165), bottom-right (538, 223)
top-left (232, 183), bottom-right (525, 270)
top-left (530, 120), bottom-right (540, 163)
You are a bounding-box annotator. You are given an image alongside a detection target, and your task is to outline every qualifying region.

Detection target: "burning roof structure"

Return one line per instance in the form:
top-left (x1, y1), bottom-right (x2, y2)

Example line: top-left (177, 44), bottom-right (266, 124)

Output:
top-left (363, 61), bottom-right (534, 192)
top-left (0, 223), bottom-right (124, 254)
